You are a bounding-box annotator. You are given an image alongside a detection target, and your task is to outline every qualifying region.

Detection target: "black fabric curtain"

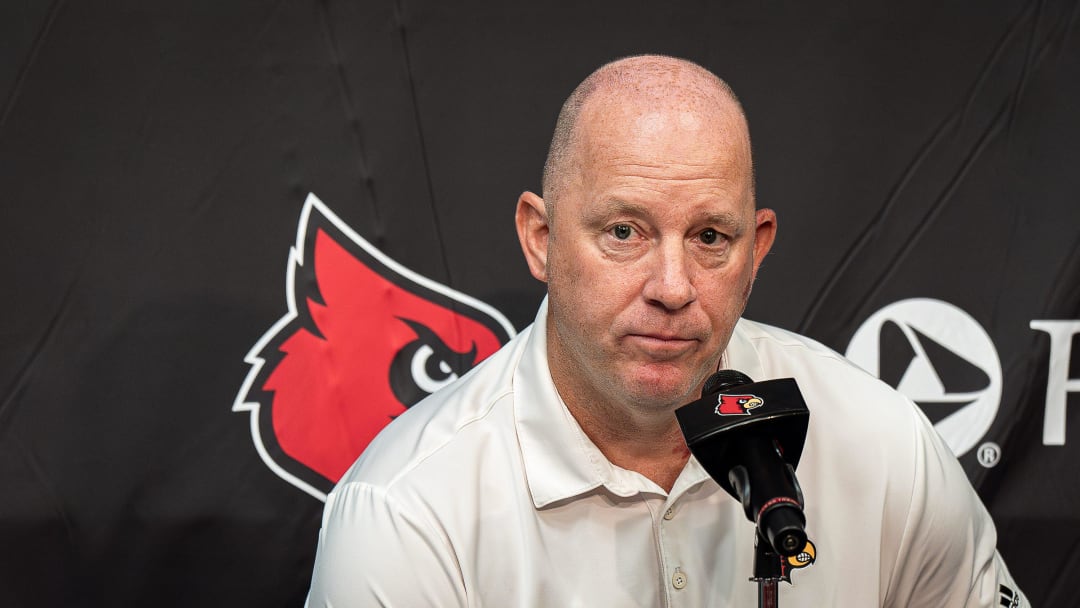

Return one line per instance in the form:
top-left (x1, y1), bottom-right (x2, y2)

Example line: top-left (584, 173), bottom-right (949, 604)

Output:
top-left (1, 2), bottom-right (1076, 606)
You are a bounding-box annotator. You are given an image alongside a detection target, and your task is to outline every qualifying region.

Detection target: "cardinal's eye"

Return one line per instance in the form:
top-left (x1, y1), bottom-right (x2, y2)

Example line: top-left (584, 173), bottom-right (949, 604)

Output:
top-left (410, 345), bottom-right (459, 394)
top-left (611, 224), bottom-right (633, 240)
top-left (390, 318), bottom-right (478, 409)
top-left (700, 229), bottom-right (719, 245)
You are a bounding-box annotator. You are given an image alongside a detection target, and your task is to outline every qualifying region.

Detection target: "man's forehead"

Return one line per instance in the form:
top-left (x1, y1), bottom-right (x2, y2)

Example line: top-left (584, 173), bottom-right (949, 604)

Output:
top-left (602, 107), bottom-right (714, 141)
top-left (576, 106), bottom-right (749, 178)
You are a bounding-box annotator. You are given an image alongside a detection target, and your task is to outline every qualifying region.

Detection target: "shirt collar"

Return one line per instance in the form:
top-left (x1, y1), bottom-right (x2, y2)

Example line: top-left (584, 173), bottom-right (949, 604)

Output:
top-left (513, 300), bottom-right (762, 509)
top-left (514, 298), bottom-right (611, 508)
top-left (722, 318), bottom-right (767, 382)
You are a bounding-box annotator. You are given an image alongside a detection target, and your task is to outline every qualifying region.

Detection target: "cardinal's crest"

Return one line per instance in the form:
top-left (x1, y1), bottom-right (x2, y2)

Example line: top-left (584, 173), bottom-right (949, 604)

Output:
top-left (234, 194), bottom-right (515, 500)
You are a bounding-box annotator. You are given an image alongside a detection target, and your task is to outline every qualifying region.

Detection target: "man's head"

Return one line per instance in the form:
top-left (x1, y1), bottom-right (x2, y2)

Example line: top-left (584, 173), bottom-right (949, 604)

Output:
top-left (516, 55), bottom-right (776, 417)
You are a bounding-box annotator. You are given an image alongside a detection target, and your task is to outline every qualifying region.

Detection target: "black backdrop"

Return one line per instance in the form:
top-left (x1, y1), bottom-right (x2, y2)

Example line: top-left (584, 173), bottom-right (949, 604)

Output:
top-left (2, 1), bottom-right (1078, 606)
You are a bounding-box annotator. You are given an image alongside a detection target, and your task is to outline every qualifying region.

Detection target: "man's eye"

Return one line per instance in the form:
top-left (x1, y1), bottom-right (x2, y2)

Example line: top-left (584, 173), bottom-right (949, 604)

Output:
top-left (700, 229), bottom-right (719, 245)
top-left (611, 225), bottom-right (633, 240)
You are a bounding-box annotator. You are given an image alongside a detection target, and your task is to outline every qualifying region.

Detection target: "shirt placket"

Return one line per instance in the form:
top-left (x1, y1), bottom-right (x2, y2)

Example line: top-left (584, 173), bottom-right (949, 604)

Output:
top-left (653, 493), bottom-right (694, 608)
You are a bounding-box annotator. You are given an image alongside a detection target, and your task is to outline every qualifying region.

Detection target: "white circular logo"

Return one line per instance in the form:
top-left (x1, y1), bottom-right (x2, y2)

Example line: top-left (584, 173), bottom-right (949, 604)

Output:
top-left (976, 442), bottom-right (1002, 468)
top-left (845, 298), bottom-right (1001, 457)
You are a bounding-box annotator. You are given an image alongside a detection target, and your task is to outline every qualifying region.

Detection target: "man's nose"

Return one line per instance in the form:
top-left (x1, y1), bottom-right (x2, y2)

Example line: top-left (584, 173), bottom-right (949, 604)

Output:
top-left (641, 243), bottom-right (697, 310)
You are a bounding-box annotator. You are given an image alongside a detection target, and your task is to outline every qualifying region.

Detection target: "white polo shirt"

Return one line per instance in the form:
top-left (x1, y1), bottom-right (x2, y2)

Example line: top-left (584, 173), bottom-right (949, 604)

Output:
top-left (307, 300), bottom-right (1025, 607)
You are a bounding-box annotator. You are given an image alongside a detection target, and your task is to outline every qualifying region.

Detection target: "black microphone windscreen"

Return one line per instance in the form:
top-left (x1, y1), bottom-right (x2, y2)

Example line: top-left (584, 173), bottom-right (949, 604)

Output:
top-left (702, 369), bottom-right (754, 396)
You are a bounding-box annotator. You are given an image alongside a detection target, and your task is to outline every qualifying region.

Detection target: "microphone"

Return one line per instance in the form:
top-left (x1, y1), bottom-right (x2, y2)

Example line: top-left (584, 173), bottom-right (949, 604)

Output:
top-left (675, 370), bottom-right (810, 557)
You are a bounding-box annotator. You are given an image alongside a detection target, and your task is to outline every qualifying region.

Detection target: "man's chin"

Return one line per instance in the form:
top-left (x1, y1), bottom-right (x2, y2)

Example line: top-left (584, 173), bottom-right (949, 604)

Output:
top-left (620, 372), bottom-right (700, 411)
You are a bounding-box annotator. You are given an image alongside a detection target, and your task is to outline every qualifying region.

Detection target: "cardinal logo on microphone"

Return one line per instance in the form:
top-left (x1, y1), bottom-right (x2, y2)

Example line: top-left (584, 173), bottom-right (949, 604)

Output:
top-left (715, 394), bottom-right (763, 416)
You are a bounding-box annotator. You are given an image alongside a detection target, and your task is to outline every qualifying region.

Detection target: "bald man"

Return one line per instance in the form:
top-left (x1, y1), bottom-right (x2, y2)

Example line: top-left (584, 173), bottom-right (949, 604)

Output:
top-left (306, 56), bottom-right (1025, 607)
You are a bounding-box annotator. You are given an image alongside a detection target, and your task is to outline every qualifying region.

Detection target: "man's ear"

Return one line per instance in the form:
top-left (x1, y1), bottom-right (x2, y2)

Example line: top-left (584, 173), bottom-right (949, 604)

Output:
top-left (516, 191), bottom-right (550, 282)
top-left (752, 208), bottom-right (777, 276)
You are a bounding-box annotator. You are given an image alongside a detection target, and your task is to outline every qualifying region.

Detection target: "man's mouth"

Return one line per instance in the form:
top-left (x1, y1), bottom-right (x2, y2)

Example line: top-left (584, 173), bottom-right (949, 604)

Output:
top-left (625, 333), bottom-right (699, 358)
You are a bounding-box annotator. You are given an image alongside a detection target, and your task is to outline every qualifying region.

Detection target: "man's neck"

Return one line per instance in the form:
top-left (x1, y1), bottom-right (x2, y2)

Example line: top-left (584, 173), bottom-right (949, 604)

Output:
top-left (560, 391), bottom-right (691, 493)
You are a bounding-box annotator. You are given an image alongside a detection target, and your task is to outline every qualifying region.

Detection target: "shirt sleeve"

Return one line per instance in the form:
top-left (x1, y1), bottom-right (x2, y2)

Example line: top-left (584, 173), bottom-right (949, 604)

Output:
top-left (306, 481), bottom-right (468, 608)
top-left (883, 409), bottom-right (1027, 608)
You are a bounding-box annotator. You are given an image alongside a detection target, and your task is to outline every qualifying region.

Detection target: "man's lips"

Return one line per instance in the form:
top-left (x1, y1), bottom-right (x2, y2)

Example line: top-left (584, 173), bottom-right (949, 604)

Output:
top-left (624, 333), bottom-right (700, 357)
top-left (632, 332), bottom-right (696, 341)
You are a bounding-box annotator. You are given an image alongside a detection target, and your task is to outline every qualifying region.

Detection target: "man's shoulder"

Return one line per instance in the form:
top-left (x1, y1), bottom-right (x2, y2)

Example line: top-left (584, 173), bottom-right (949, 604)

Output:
top-left (733, 318), bottom-right (923, 432)
top-left (734, 318), bottom-right (869, 377)
top-left (735, 317), bottom-right (841, 355)
top-left (335, 325), bottom-right (533, 492)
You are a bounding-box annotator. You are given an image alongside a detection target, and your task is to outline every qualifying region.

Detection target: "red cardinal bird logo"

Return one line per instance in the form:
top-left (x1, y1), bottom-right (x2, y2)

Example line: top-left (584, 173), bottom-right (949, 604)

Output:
top-left (715, 394), bottom-right (764, 416)
top-left (233, 194), bottom-right (515, 500)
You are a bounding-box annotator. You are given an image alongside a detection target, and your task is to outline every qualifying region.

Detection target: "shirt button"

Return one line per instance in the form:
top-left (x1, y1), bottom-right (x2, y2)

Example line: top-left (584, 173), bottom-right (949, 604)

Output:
top-left (671, 567), bottom-right (688, 590)
top-left (663, 507), bottom-right (675, 520)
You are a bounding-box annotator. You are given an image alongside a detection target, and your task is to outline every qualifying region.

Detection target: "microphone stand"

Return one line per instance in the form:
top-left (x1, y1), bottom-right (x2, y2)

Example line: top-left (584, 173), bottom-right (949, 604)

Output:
top-left (751, 532), bottom-right (783, 608)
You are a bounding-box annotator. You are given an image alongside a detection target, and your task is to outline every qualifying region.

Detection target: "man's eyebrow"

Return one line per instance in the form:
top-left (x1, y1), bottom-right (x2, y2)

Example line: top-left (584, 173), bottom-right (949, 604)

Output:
top-left (699, 211), bottom-right (743, 231)
top-left (583, 199), bottom-right (652, 222)
top-left (599, 199), bottom-right (650, 215)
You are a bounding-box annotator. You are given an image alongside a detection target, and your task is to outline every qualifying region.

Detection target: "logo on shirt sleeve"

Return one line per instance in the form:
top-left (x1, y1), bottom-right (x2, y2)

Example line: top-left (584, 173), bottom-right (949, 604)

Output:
top-left (999, 584), bottom-right (1021, 607)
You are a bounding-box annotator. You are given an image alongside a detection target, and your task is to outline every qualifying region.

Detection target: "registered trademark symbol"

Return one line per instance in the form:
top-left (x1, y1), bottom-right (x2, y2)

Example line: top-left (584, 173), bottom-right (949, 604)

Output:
top-left (976, 442), bottom-right (1001, 468)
